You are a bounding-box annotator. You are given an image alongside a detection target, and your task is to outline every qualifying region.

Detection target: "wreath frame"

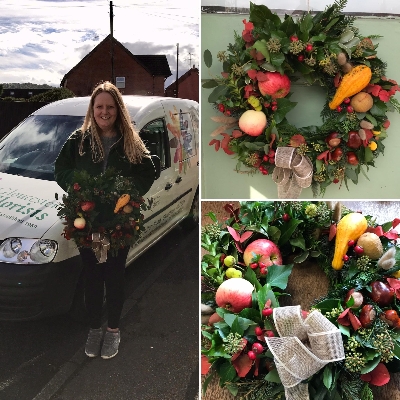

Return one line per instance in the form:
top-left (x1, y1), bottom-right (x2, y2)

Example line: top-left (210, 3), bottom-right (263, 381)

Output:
top-left (201, 201), bottom-right (400, 399)
top-left (203, 0), bottom-right (400, 197)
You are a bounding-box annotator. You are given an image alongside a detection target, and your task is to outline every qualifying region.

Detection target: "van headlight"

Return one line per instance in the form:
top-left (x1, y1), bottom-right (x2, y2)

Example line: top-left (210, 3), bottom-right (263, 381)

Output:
top-left (0, 238), bottom-right (58, 264)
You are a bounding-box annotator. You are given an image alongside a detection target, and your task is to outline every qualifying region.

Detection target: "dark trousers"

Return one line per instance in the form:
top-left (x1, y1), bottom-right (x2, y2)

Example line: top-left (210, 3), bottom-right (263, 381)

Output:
top-left (79, 247), bottom-right (129, 329)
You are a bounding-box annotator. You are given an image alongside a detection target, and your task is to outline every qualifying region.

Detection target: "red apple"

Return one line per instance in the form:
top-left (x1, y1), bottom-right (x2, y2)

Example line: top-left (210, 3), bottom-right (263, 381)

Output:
top-left (73, 217), bottom-right (86, 229)
top-left (81, 201), bottom-right (95, 212)
top-left (238, 110), bottom-right (267, 137)
top-left (258, 72), bottom-right (291, 98)
top-left (243, 239), bottom-right (282, 268)
top-left (215, 278), bottom-right (254, 313)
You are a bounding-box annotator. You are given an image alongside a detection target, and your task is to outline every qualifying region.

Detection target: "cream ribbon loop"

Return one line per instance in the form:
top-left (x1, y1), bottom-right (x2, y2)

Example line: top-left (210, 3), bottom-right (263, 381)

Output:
top-left (265, 306), bottom-right (345, 400)
top-left (92, 232), bottom-right (110, 263)
top-left (272, 147), bottom-right (313, 199)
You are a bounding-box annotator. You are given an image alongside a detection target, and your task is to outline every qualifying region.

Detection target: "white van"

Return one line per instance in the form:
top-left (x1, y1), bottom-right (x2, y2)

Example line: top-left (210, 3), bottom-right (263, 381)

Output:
top-left (0, 96), bottom-right (199, 320)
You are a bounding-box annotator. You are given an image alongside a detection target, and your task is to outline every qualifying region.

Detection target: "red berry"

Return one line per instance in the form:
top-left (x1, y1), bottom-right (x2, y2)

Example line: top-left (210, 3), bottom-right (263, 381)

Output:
top-left (348, 240), bottom-right (355, 247)
top-left (347, 105), bottom-right (354, 113)
top-left (264, 102), bottom-right (270, 108)
top-left (343, 254), bottom-right (349, 262)
top-left (225, 110), bottom-right (231, 116)
top-left (262, 308), bottom-right (273, 317)
top-left (260, 267), bottom-right (267, 275)
top-left (268, 149), bottom-right (275, 158)
top-left (271, 101), bottom-right (277, 106)
top-left (263, 154), bottom-right (269, 162)
top-left (218, 103), bottom-right (225, 112)
top-left (265, 330), bottom-right (275, 338)
top-left (271, 105), bottom-right (278, 111)
top-left (336, 106), bottom-right (342, 112)
top-left (333, 178), bottom-right (339, 184)
top-left (282, 213), bottom-right (290, 222)
top-left (261, 169), bottom-right (269, 175)
top-left (290, 35), bottom-right (299, 42)
top-left (297, 54), bottom-right (304, 62)
top-left (354, 245), bottom-right (364, 255)
top-left (250, 262), bottom-right (259, 269)
top-left (343, 97), bottom-right (351, 104)
top-left (305, 44), bottom-right (313, 52)
top-left (254, 327), bottom-right (263, 336)
top-left (259, 262), bottom-right (267, 269)
top-left (258, 166), bottom-right (264, 172)
top-left (247, 350), bottom-right (257, 360)
top-left (269, 157), bottom-right (275, 164)
top-left (252, 342), bottom-right (264, 354)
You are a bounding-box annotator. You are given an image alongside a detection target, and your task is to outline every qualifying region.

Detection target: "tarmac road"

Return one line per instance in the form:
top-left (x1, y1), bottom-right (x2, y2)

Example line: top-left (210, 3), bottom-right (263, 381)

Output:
top-left (0, 224), bottom-right (199, 400)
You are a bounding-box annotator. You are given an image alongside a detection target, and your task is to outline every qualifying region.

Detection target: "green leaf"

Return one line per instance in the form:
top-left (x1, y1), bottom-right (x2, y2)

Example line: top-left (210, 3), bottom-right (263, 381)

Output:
top-left (289, 236), bottom-right (306, 250)
top-left (224, 314), bottom-right (254, 334)
top-left (204, 49), bottom-right (213, 68)
top-left (316, 159), bottom-right (323, 173)
top-left (345, 168), bottom-right (358, 184)
top-left (217, 360), bottom-right (237, 383)
top-left (314, 299), bottom-right (341, 313)
top-left (208, 85), bottom-right (228, 103)
top-left (364, 147), bottom-right (374, 163)
top-left (278, 218), bottom-right (303, 246)
top-left (252, 40), bottom-right (270, 62)
top-left (265, 368), bottom-right (281, 383)
top-left (231, 316), bottom-right (244, 336)
top-left (268, 226), bottom-right (281, 243)
top-left (360, 356), bottom-right (381, 374)
top-left (265, 264), bottom-right (294, 290)
top-left (393, 342), bottom-right (400, 358)
top-left (244, 267), bottom-right (262, 291)
top-left (323, 365), bottom-right (333, 390)
top-left (365, 113), bottom-right (377, 126)
top-left (293, 250), bottom-right (309, 263)
top-left (274, 98), bottom-right (297, 124)
top-left (338, 324), bottom-right (350, 337)
top-left (202, 80), bottom-right (219, 89)
top-left (300, 13), bottom-right (313, 34)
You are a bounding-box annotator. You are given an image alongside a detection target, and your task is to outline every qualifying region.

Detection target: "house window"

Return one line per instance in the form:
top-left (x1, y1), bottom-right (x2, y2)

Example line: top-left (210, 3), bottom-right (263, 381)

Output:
top-left (10, 91), bottom-right (14, 96)
top-left (115, 77), bottom-right (125, 89)
top-left (139, 118), bottom-right (170, 170)
top-left (28, 92), bottom-right (33, 97)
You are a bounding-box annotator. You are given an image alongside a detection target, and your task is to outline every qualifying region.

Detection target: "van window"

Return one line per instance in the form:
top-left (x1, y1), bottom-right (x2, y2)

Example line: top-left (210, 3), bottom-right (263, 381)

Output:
top-left (0, 115), bottom-right (84, 180)
top-left (139, 119), bottom-right (170, 170)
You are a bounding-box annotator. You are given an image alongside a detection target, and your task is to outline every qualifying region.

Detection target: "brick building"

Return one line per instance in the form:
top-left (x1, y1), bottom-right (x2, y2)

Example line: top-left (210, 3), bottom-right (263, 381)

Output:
top-left (61, 35), bottom-right (172, 96)
top-left (165, 67), bottom-right (199, 102)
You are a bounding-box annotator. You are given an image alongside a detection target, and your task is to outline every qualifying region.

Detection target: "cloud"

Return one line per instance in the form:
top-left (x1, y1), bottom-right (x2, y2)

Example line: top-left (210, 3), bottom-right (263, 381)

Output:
top-left (0, 0), bottom-right (199, 87)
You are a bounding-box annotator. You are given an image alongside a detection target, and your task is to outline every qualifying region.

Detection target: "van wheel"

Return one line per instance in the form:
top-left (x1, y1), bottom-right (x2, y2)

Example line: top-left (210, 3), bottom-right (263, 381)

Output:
top-left (181, 188), bottom-right (199, 230)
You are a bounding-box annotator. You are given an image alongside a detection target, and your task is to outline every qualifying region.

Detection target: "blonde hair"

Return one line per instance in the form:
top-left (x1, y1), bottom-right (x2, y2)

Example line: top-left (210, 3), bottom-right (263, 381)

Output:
top-left (79, 81), bottom-right (149, 164)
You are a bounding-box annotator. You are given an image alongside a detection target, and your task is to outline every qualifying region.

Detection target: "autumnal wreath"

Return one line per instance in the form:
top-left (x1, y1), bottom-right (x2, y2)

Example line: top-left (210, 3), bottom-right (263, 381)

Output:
top-left (201, 201), bottom-right (400, 399)
top-left (57, 168), bottom-right (149, 261)
top-left (203, 1), bottom-right (400, 197)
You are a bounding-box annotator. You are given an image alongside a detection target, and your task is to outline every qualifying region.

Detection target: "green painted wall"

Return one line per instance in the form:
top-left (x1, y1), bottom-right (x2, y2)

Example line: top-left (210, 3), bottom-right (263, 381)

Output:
top-left (201, 13), bottom-right (400, 199)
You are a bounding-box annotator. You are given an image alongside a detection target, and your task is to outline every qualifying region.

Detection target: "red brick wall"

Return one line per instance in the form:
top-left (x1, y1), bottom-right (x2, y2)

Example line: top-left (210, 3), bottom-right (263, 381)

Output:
top-left (64, 38), bottom-right (164, 96)
top-left (165, 68), bottom-right (199, 102)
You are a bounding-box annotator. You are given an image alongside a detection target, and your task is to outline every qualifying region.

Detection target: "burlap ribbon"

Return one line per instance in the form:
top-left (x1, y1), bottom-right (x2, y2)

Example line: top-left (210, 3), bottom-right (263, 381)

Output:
top-left (265, 306), bottom-right (345, 400)
top-left (92, 232), bottom-right (110, 263)
top-left (272, 147), bottom-right (313, 199)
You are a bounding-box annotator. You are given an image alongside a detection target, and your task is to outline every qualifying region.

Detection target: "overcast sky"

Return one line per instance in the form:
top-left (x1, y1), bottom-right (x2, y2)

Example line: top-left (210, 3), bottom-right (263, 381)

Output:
top-left (0, 0), bottom-right (199, 87)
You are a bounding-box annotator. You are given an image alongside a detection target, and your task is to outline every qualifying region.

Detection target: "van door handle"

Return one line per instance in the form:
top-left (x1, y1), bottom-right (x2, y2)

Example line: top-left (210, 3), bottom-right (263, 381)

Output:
top-left (165, 183), bottom-right (173, 190)
top-left (175, 176), bottom-right (182, 183)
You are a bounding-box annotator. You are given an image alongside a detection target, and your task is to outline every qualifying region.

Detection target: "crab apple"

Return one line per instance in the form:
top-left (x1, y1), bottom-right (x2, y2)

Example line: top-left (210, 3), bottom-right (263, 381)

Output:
top-left (258, 71), bottom-right (291, 98)
top-left (247, 350), bottom-right (257, 360)
top-left (224, 255), bottom-right (236, 267)
top-left (238, 110), bottom-right (267, 137)
top-left (343, 97), bottom-right (351, 104)
top-left (243, 239), bottom-right (282, 268)
top-left (348, 240), bottom-right (355, 247)
top-left (305, 43), bottom-right (313, 52)
top-left (262, 308), bottom-right (273, 317)
top-left (282, 213), bottom-right (290, 222)
top-left (347, 105), bottom-right (354, 113)
top-left (215, 278), bottom-right (254, 313)
top-left (254, 327), bottom-right (263, 336)
top-left (354, 245), bottom-right (364, 255)
top-left (252, 342), bottom-right (264, 354)
top-left (336, 106), bottom-right (342, 112)
top-left (73, 217), bottom-right (86, 229)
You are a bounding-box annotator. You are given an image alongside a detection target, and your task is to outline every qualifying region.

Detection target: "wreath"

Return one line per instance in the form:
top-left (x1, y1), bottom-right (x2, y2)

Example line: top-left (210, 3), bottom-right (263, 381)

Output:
top-left (203, 0), bottom-right (400, 197)
top-left (57, 168), bottom-right (149, 260)
top-left (201, 201), bottom-right (400, 399)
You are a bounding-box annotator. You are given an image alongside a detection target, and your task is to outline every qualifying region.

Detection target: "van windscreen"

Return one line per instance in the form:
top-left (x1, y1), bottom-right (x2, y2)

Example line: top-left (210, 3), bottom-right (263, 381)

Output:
top-left (0, 115), bottom-right (84, 181)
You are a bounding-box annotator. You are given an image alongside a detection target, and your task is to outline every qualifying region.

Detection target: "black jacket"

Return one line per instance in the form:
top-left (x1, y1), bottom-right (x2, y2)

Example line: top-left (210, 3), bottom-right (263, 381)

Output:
top-left (54, 130), bottom-right (156, 196)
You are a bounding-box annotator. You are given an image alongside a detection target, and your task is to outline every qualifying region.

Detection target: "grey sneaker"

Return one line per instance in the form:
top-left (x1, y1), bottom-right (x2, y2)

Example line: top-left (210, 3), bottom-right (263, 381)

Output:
top-left (101, 330), bottom-right (121, 359)
top-left (85, 328), bottom-right (103, 357)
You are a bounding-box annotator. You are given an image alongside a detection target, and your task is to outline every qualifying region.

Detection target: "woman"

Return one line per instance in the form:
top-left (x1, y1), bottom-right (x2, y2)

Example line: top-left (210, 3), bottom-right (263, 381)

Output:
top-left (55, 81), bottom-right (156, 359)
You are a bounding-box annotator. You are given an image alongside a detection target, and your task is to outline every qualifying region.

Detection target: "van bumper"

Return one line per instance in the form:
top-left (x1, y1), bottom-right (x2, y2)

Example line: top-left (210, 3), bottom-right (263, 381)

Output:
top-left (0, 255), bottom-right (83, 321)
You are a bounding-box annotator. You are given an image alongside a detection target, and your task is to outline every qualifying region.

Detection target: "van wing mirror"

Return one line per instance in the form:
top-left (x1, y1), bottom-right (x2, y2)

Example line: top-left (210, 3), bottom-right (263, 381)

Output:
top-left (151, 155), bottom-right (161, 180)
